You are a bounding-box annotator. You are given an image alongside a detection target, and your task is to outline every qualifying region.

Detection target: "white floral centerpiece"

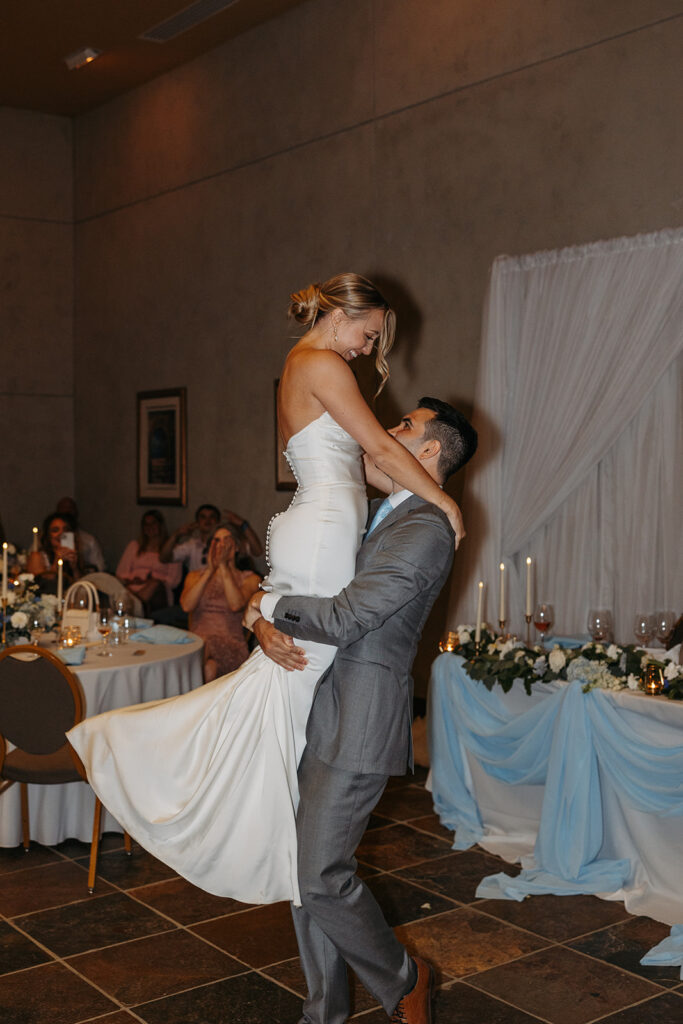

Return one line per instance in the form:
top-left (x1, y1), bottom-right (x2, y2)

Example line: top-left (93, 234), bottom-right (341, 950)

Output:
top-left (448, 626), bottom-right (683, 701)
top-left (1, 573), bottom-right (59, 645)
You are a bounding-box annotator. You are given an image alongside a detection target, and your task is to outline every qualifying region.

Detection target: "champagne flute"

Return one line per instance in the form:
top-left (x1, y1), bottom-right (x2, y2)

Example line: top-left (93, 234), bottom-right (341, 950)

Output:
top-left (96, 607), bottom-right (113, 657)
top-left (633, 613), bottom-right (655, 648)
top-left (587, 609), bottom-right (612, 643)
top-left (654, 611), bottom-right (675, 648)
top-left (533, 603), bottom-right (554, 645)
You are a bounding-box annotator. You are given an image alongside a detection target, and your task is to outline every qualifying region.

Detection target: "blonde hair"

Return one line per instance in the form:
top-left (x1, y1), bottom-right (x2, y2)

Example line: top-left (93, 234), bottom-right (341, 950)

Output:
top-left (288, 273), bottom-right (396, 393)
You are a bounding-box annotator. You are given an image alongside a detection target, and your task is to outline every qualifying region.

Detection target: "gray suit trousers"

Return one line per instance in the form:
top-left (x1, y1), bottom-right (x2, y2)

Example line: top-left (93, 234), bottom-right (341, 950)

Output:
top-left (292, 747), bottom-right (415, 1023)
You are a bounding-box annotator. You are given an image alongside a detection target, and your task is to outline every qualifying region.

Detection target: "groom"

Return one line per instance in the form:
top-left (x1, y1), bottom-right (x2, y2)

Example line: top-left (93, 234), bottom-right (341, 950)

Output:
top-left (246, 397), bottom-right (477, 1024)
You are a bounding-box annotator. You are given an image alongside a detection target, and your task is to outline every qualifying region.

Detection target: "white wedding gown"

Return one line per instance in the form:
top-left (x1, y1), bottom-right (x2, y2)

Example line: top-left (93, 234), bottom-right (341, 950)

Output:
top-left (67, 412), bottom-right (366, 905)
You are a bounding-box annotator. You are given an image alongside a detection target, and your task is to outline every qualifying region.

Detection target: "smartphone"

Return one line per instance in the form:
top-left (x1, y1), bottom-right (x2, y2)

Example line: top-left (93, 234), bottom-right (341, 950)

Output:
top-left (60, 531), bottom-right (75, 550)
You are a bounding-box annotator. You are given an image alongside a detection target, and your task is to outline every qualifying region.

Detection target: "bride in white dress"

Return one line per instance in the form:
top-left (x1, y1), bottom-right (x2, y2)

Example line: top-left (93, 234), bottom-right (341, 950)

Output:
top-left (68, 274), bottom-right (464, 906)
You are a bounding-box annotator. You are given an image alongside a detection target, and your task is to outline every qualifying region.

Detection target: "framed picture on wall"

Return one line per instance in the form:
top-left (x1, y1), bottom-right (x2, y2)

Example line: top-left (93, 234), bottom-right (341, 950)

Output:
top-left (274, 379), bottom-right (297, 491)
top-left (137, 388), bottom-right (187, 505)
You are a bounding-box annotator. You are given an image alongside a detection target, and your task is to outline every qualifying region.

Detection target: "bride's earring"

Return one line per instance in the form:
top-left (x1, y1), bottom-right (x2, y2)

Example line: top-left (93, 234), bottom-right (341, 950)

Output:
top-left (333, 322), bottom-right (339, 346)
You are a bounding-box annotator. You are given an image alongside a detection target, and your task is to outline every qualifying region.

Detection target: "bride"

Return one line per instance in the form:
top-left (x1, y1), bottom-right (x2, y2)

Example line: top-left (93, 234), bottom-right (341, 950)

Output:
top-left (68, 273), bottom-right (464, 906)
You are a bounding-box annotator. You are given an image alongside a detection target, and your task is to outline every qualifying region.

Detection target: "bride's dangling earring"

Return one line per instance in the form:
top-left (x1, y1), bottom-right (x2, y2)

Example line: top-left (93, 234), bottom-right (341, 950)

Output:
top-left (333, 321), bottom-right (339, 347)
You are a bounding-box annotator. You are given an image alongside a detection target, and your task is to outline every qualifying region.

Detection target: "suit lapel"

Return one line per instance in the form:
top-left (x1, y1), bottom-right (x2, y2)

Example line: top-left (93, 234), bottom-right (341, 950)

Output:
top-left (364, 494), bottom-right (426, 541)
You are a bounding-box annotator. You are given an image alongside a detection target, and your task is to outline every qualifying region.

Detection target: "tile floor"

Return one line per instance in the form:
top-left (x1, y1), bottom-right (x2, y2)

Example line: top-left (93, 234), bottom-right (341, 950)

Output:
top-left (0, 769), bottom-right (680, 1023)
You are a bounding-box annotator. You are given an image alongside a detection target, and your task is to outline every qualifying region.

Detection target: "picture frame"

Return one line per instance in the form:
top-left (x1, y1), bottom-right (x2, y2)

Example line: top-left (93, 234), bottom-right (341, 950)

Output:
top-left (137, 388), bottom-right (187, 505)
top-left (274, 379), bottom-right (297, 491)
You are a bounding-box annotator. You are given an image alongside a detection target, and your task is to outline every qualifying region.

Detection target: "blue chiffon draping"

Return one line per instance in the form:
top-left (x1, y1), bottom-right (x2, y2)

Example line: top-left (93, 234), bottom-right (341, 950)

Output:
top-left (428, 653), bottom-right (683, 906)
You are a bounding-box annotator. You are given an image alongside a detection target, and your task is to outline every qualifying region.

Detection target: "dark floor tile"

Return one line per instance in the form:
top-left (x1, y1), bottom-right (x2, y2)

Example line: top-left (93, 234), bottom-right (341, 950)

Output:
top-left (16, 891), bottom-right (173, 957)
top-left (264, 958), bottom-right (379, 1014)
top-left (69, 927), bottom-right (246, 1005)
top-left (133, 875), bottom-right (250, 925)
top-left (365, 873), bottom-right (456, 927)
top-left (394, 906), bottom-right (545, 978)
top-left (0, 961), bottom-right (116, 1023)
top-left (596, 991), bottom-right (683, 1023)
top-left (75, 844), bottom-right (176, 889)
top-left (94, 1014), bottom-right (144, 1023)
top-left (54, 831), bottom-right (127, 859)
top-left (478, 892), bottom-right (630, 941)
top-left (0, 843), bottom-right (61, 875)
top-left (398, 849), bottom-right (517, 904)
top-left (192, 900), bottom-right (299, 967)
top-left (136, 970), bottom-right (302, 1024)
top-left (356, 823), bottom-right (453, 871)
top-left (432, 981), bottom-right (544, 1022)
top-left (366, 812), bottom-right (393, 830)
top-left (0, 920), bottom-right (52, 975)
top-left (0, 860), bottom-right (110, 916)
top-left (570, 915), bottom-right (681, 988)
top-left (374, 784), bottom-right (437, 821)
top-left (470, 946), bottom-right (661, 1024)
top-left (410, 813), bottom-right (456, 842)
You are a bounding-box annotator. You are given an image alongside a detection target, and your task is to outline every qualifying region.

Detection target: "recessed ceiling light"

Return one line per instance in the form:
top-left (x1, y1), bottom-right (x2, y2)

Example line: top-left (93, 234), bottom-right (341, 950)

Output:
top-left (64, 47), bottom-right (102, 71)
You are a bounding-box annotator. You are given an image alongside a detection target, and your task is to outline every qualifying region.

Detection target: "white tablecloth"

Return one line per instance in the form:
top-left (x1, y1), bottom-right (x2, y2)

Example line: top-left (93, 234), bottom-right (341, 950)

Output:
top-left (0, 635), bottom-right (204, 846)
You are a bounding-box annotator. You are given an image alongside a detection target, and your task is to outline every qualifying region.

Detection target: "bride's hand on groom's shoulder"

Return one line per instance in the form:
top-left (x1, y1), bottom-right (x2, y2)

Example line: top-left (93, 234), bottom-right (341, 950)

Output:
top-left (252, 618), bottom-right (308, 672)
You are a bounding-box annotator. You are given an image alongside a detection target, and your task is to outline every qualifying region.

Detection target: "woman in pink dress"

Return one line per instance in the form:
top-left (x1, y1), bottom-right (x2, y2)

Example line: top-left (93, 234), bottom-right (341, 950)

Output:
top-left (116, 509), bottom-right (181, 613)
top-left (180, 524), bottom-right (261, 682)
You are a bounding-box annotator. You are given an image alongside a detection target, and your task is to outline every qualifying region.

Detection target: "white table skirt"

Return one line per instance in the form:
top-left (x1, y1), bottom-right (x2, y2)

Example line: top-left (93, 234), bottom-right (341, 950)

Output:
top-left (429, 666), bottom-right (683, 926)
top-left (0, 635), bottom-right (204, 846)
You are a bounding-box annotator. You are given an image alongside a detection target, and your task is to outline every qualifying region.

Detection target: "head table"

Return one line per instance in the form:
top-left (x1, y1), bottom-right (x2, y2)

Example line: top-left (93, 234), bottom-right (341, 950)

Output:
top-left (0, 634), bottom-right (204, 847)
top-left (428, 652), bottom-right (683, 927)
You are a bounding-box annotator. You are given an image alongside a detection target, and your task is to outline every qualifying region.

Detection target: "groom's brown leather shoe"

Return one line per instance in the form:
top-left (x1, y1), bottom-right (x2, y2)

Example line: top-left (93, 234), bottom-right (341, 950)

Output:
top-left (390, 957), bottom-right (433, 1023)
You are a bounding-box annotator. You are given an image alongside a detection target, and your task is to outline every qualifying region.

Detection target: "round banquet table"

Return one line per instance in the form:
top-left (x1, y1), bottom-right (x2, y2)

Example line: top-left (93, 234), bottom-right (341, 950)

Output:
top-left (0, 633), bottom-right (204, 846)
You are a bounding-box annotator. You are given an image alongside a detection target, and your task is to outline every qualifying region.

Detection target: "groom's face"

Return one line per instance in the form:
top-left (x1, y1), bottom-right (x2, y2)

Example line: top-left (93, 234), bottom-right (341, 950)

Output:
top-left (388, 408), bottom-right (436, 458)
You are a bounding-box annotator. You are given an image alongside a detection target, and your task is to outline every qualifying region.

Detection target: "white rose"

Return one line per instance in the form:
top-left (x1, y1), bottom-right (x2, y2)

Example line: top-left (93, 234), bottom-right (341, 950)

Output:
top-left (6, 590), bottom-right (16, 607)
top-left (18, 573), bottom-right (35, 583)
top-left (548, 648), bottom-right (566, 673)
top-left (10, 611), bottom-right (29, 629)
top-left (533, 655), bottom-right (547, 676)
top-left (500, 639), bottom-right (516, 657)
top-left (664, 661), bottom-right (679, 681)
top-left (457, 628), bottom-right (471, 644)
top-left (606, 644), bottom-right (619, 660)
top-left (626, 673), bottom-right (640, 690)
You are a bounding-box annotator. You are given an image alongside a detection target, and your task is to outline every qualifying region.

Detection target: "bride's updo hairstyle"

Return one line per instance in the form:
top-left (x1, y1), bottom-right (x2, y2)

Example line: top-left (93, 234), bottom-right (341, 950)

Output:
top-left (288, 273), bottom-right (396, 393)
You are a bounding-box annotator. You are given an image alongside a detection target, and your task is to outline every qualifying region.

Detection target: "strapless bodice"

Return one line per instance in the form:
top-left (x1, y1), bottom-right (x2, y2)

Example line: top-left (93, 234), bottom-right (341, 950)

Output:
top-left (284, 411), bottom-right (364, 489)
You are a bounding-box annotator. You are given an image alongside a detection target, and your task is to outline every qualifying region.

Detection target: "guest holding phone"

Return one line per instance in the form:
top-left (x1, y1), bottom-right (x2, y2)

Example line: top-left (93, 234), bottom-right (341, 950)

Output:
top-left (28, 512), bottom-right (84, 588)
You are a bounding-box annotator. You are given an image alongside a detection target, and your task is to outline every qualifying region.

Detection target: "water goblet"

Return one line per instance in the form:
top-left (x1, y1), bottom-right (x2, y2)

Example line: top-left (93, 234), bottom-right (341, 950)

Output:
top-left (633, 613), bottom-right (655, 648)
top-left (96, 608), bottom-right (113, 657)
top-left (654, 611), bottom-right (675, 648)
top-left (587, 609), bottom-right (612, 643)
top-left (533, 603), bottom-right (554, 645)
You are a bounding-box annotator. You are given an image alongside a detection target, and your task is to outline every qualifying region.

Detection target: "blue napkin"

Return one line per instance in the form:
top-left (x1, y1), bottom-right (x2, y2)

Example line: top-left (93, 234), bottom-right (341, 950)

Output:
top-left (127, 624), bottom-right (192, 645)
top-left (547, 635), bottom-right (589, 649)
top-left (641, 924), bottom-right (683, 980)
top-left (55, 645), bottom-right (86, 665)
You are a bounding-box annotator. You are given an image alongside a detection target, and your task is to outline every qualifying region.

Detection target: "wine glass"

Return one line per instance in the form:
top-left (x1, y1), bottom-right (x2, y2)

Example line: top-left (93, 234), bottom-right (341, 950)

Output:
top-left (654, 611), bottom-right (675, 648)
top-left (587, 609), bottom-right (612, 643)
top-left (633, 613), bottom-right (655, 648)
top-left (96, 608), bottom-right (113, 657)
top-left (533, 603), bottom-right (554, 645)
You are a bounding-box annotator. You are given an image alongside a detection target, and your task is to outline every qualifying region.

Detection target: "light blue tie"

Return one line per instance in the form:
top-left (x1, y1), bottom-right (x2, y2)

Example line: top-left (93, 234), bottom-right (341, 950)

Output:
top-left (367, 497), bottom-right (393, 535)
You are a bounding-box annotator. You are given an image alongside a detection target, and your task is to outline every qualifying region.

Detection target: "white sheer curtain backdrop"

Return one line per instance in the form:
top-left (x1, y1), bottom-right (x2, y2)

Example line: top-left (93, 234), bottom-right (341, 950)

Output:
top-left (450, 228), bottom-right (683, 642)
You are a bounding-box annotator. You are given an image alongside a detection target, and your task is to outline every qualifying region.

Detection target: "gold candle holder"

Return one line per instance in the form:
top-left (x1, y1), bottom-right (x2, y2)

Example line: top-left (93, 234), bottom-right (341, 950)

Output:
top-left (1, 597), bottom-right (7, 647)
top-left (643, 664), bottom-right (664, 695)
top-left (525, 613), bottom-right (532, 646)
top-left (498, 619), bottom-right (507, 638)
top-left (438, 630), bottom-right (459, 653)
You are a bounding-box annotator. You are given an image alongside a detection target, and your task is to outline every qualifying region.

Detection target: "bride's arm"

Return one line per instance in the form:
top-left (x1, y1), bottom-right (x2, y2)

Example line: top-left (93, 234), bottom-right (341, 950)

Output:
top-left (362, 453), bottom-right (393, 494)
top-left (305, 353), bottom-right (465, 545)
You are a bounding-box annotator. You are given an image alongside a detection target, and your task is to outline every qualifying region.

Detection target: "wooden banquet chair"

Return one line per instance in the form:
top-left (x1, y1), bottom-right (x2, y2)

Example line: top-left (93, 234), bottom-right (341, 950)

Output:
top-left (0, 644), bottom-right (131, 893)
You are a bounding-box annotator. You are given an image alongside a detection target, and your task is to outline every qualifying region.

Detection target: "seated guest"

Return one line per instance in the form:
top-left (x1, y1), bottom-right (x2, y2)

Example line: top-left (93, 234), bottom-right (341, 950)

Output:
top-left (180, 524), bottom-right (261, 683)
top-left (55, 496), bottom-right (106, 572)
top-left (116, 510), bottom-right (181, 614)
top-left (159, 504), bottom-right (221, 572)
top-left (29, 512), bottom-right (85, 590)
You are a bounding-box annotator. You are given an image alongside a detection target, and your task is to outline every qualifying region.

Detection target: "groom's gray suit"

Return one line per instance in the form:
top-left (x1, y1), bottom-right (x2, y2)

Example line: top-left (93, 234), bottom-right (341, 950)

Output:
top-left (269, 494), bottom-right (454, 1023)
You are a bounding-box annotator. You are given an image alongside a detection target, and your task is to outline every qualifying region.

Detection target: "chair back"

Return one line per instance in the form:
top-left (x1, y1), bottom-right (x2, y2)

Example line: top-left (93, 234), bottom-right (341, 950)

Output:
top-left (0, 646), bottom-right (84, 755)
top-left (82, 572), bottom-right (145, 618)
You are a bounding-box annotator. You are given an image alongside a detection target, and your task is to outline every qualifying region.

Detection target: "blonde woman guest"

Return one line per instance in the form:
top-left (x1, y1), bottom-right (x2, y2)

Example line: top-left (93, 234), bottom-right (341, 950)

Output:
top-left (116, 510), bottom-right (181, 612)
top-left (180, 524), bottom-right (261, 682)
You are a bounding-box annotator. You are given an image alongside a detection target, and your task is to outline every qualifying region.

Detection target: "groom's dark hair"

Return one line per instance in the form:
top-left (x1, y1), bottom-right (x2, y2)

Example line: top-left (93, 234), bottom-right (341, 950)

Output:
top-left (417, 397), bottom-right (478, 481)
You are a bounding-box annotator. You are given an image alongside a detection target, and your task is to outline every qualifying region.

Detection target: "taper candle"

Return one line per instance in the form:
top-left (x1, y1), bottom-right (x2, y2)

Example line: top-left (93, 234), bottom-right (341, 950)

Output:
top-left (525, 557), bottom-right (532, 615)
top-left (2, 542), bottom-right (7, 600)
top-left (31, 526), bottom-right (39, 552)
top-left (475, 580), bottom-right (484, 643)
top-left (57, 558), bottom-right (63, 605)
top-left (499, 562), bottom-right (506, 622)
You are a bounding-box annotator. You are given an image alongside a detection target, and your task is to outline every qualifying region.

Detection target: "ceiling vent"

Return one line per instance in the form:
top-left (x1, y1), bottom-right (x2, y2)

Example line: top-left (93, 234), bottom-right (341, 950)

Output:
top-left (140, 0), bottom-right (240, 43)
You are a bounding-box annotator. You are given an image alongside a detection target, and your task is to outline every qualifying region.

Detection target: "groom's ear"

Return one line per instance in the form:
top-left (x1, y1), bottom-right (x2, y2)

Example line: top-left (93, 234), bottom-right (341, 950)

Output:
top-left (419, 438), bottom-right (441, 462)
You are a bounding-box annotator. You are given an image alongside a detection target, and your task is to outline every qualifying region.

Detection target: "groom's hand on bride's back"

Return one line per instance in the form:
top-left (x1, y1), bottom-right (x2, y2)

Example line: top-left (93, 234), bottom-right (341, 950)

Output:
top-left (252, 617), bottom-right (308, 671)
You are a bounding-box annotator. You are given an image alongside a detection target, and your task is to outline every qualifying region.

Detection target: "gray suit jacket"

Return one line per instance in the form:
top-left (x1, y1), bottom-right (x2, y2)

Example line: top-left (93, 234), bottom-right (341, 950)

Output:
top-left (272, 495), bottom-right (454, 775)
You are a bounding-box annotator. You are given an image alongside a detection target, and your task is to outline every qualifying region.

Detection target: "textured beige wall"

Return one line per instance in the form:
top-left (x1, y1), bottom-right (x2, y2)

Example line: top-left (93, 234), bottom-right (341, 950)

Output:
top-left (71, 0), bottom-right (683, 688)
top-left (0, 108), bottom-right (73, 545)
